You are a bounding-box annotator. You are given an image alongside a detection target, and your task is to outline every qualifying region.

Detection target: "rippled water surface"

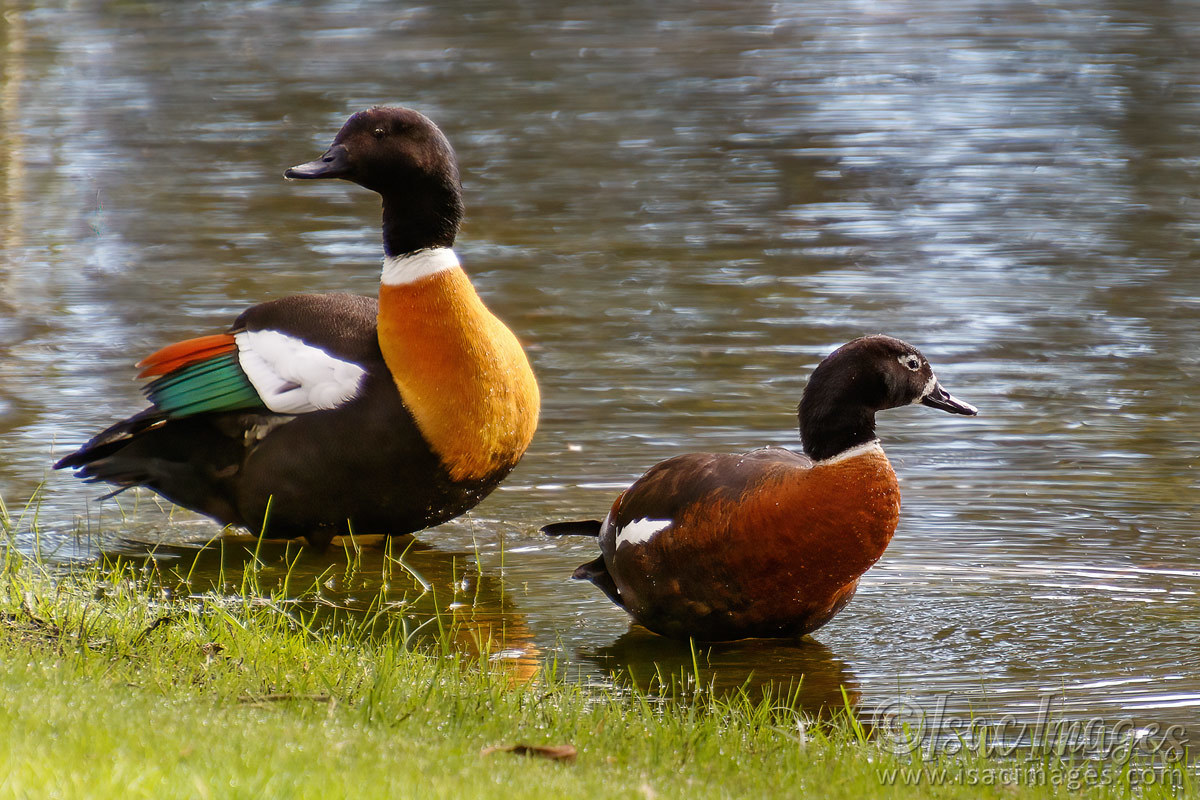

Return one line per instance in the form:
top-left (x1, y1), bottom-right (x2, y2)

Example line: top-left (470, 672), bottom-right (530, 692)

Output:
top-left (2, 1), bottom-right (1199, 738)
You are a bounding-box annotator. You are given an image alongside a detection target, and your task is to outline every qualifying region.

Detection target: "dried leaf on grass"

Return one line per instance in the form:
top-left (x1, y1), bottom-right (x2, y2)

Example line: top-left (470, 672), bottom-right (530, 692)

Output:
top-left (480, 743), bottom-right (577, 762)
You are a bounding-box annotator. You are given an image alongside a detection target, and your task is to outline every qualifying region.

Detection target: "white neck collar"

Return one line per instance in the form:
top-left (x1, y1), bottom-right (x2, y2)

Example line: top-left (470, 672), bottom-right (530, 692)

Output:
top-left (381, 247), bottom-right (460, 286)
top-left (817, 439), bottom-right (884, 466)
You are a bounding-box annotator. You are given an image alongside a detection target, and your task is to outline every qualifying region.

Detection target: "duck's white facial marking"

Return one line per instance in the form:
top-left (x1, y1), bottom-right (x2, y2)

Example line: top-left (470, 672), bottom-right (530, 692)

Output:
top-left (615, 517), bottom-right (672, 549)
top-left (914, 372), bottom-right (938, 404)
top-left (381, 247), bottom-right (460, 286)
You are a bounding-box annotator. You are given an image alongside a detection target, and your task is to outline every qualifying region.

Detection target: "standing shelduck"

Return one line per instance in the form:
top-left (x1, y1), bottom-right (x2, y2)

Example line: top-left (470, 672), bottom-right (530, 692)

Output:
top-left (543, 335), bottom-right (975, 641)
top-left (56, 107), bottom-right (541, 546)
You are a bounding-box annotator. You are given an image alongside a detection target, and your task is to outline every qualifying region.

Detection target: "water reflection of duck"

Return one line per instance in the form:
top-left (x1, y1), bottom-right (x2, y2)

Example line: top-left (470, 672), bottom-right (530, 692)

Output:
top-left (104, 534), bottom-right (542, 683)
top-left (55, 107), bottom-right (539, 548)
top-left (546, 336), bottom-right (977, 642)
top-left (587, 627), bottom-right (859, 717)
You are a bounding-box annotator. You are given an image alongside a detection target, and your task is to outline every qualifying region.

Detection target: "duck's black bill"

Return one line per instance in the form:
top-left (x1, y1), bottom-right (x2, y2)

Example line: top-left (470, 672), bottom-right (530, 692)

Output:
top-left (284, 146), bottom-right (350, 180)
top-left (921, 384), bottom-right (978, 416)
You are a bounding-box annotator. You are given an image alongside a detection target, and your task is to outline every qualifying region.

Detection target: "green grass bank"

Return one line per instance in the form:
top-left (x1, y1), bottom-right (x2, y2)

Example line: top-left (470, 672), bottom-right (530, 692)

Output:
top-left (0, 531), bottom-right (1192, 799)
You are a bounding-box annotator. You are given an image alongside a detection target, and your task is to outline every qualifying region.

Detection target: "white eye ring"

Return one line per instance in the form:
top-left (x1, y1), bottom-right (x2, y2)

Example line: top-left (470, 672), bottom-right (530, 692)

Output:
top-left (899, 355), bottom-right (921, 371)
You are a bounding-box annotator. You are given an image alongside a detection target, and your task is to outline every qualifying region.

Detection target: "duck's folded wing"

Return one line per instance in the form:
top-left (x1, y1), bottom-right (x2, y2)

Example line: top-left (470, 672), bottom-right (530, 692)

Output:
top-left (136, 328), bottom-right (367, 418)
top-left (605, 448), bottom-right (814, 541)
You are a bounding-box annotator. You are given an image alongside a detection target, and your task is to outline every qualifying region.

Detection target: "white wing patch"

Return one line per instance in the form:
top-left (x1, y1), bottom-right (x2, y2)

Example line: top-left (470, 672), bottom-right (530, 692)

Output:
top-left (235, 329), bottom-right (366, 414)
top-left (615, 517), bottom-right (672, 549)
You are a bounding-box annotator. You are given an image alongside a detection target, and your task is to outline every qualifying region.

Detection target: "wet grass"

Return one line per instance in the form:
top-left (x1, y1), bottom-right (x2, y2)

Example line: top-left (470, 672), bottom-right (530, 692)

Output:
top-left (0, 501), bottom-right (1193, 798)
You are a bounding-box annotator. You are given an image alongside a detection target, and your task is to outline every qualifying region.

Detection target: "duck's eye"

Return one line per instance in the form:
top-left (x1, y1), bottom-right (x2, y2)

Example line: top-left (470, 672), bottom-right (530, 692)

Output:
top-left (372, 127), bottom-right (386, 139)
top-left (899, 355), bottom-right (922, 371)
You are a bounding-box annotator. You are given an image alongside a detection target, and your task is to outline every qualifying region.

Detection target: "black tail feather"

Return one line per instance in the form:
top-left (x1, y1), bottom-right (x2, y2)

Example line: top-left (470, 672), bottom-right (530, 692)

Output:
top-left (54, 410), bottom-right (245, 527)
top-left (54, 408), bottom-right (167, 471)
top-left (541, 519), bottom-right (603, 537)
top-left (572, 555), bottom-right (623, 608)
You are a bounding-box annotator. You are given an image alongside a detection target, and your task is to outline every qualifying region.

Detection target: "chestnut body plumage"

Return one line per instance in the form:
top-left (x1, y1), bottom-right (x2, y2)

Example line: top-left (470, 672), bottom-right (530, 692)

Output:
top-left (544, 335), bottom-right (976, 641)
top-left (56, 108), bottom-right (540, 546)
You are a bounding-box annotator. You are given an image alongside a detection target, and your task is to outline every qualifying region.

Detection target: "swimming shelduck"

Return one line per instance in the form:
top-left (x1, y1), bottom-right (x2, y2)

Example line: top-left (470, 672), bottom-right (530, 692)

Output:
top-left (543, 335), bottom-right (975, 641)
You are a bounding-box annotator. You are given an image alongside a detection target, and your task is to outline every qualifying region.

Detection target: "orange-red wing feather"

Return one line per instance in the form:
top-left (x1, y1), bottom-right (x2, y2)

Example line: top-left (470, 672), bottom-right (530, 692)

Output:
top-left (135, 334), bottom-right (238, 379)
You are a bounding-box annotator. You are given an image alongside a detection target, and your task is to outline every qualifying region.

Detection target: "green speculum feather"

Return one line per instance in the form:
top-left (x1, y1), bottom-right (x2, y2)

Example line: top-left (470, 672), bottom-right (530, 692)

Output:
top-left (145, 352), bottom-right (264, 418)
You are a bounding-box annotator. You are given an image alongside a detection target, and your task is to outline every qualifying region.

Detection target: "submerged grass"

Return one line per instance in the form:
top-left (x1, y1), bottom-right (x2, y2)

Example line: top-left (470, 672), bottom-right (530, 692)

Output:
top-left (0, 502), bottom-right (1193, 798)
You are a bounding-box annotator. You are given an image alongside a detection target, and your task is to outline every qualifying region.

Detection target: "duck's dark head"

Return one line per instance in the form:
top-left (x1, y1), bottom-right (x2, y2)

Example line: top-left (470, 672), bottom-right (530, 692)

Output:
top-left (285, 106), bottom-right (464, 256)
top-left (798, 335), bottom-right (977, 461)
